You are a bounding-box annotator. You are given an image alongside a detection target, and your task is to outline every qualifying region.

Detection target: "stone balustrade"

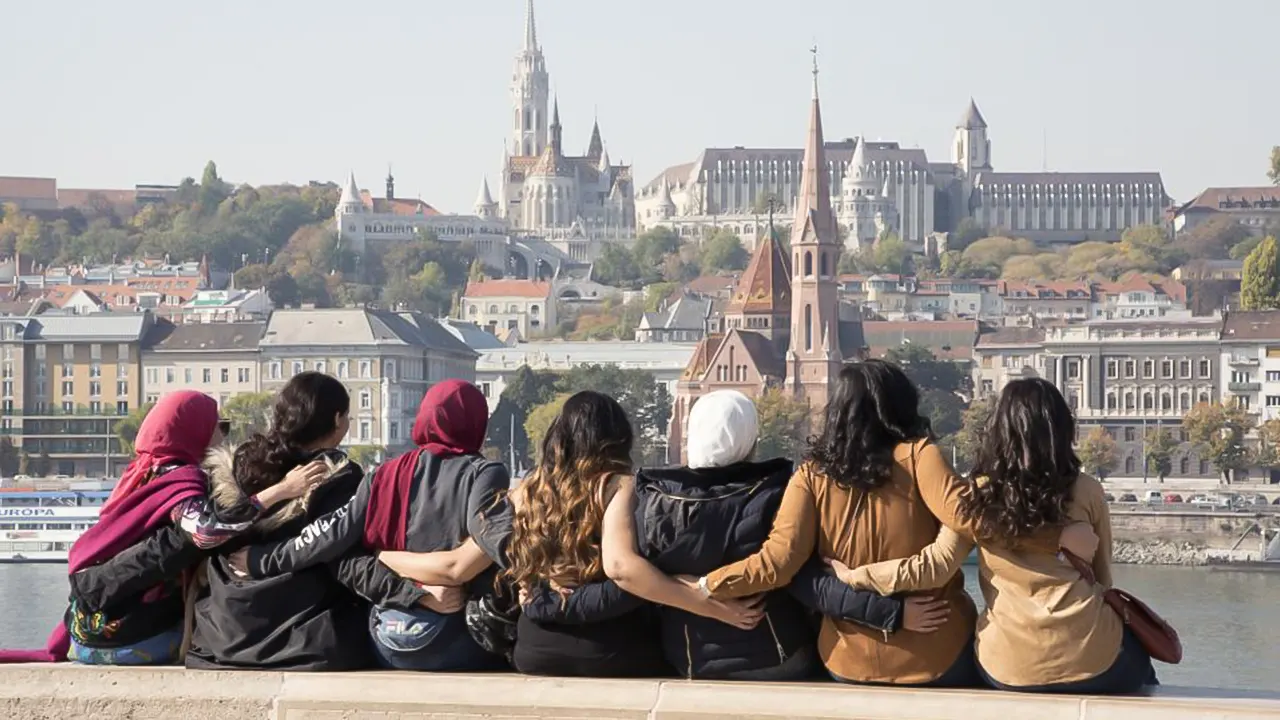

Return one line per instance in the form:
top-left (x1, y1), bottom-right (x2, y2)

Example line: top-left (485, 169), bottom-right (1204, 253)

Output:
top-left (2, 665), bottom-right (1278, 720)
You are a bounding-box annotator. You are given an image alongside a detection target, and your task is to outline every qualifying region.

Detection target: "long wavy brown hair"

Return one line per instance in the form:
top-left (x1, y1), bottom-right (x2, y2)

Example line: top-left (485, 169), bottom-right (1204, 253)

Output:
top-left (505, 391), bottom-right (634, 591)
top-left (959, 378), bottom-right (1081, 541)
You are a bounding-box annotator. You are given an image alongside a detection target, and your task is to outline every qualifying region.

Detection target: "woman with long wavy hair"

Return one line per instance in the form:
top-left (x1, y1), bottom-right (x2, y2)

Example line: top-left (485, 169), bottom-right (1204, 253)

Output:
top-left (504, 390), bottom-right (758, 677)
top-left (835, 379), bottom-right (1156, 693)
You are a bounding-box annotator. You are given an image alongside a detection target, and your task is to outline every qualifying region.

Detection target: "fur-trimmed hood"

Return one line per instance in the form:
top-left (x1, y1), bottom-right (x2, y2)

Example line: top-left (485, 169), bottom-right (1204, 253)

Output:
top-left (204, 446), bottom-right (354, 534)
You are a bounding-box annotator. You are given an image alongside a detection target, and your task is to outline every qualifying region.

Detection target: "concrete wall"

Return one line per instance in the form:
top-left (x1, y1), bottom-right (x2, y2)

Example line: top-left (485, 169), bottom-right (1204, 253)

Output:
top-left (1110, 510), bottom-right (1279, 548)
top-left (2, 666), bottom-right (1277, 720)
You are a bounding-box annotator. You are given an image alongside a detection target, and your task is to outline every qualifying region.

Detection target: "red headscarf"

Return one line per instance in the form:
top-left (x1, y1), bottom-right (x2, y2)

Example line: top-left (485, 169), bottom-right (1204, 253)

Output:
top-left (363, 380), bottom-right (489, 550)
top-left (104, 391), bottom-right (219, 514)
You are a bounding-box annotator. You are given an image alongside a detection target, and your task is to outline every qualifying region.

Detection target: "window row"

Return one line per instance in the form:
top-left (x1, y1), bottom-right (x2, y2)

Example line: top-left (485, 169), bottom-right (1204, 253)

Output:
top-left (1103, 358), bottom-right (1212, 380)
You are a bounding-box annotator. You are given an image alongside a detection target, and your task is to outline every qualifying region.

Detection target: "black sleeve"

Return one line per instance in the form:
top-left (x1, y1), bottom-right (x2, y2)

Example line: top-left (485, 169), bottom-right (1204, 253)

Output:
top-left (466, 462), bottom-right (510, 541)
top-left (330, 551), bottom-right (426, 611)
top-left (521, 580), bottom-right (647, 625)
top-left (473, 495), bottom-right (514, 569)
top-left (69, 526), bottom-right (205, 613)
top-left (786, 559), bottom-right (903, 633)
top-left (246, 474), bottom-right (371, 578)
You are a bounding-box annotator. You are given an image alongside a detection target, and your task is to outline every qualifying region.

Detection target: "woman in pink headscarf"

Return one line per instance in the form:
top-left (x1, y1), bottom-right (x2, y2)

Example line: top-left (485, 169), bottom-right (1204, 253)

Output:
top-left (0, 391), bottom-right (324, 665)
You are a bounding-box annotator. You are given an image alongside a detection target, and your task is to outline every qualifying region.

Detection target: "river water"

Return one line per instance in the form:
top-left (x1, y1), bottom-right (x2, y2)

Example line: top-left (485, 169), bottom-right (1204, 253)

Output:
top-left (0, 563), bottom-right (1275, 691)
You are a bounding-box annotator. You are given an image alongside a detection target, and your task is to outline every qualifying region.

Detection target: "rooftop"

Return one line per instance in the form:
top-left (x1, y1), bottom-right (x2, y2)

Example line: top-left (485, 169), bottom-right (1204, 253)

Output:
top-left (261, 308), bottom-right (475, 357)
top-left (463, 279), bottom-right (553, 299)
top-left (144, 320), bottom-right (264, 353)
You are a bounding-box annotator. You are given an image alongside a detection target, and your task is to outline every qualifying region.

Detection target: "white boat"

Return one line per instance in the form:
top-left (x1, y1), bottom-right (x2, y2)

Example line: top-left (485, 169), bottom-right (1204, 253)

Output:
top-left (0, 492), bottom-right (107, 563)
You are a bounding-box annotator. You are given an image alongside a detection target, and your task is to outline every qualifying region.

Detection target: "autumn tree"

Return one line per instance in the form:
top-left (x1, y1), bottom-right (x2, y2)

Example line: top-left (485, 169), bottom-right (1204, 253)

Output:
top-left (1269, 146), bottom-right (1280, 186)
top-left (1077, 426), bottom-right (1119, 480)
top-left (347, 445), bottom-right (386, 468)
top-left (755, 388), bottom-right (812, 462)
top-left (1183, 402), bottom-right (1254, 483)
top-left (1143, 428), bottom-right (1178, 482)
top-left (1241, 236), bottom-right (1280, 310)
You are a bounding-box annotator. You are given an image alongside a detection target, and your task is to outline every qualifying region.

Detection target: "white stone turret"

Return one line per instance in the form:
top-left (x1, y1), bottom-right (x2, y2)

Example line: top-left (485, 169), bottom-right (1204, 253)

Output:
top-left (952, 98), bottom-right (991, 175)
top-left (475, 177), bottom-right (498, 219)
top-left (338, 171), bottom-right (363, 215)
top-left (657, 176), bottom-right (676, 219)
top-left (511, 0), bottom-right (549, 157)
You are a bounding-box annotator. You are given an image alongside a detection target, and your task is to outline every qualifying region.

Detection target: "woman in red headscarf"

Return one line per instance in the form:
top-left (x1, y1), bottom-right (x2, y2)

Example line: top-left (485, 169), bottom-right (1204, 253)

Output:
top-left (230, 379), bottom-right (511, 671)
top-left (0, 391), bottom-right (325, 665)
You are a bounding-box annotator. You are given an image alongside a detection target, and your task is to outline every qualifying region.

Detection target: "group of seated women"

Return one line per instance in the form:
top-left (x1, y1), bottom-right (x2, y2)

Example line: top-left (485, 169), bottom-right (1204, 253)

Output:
top-left (0, 361), bottom-right (1159, 695)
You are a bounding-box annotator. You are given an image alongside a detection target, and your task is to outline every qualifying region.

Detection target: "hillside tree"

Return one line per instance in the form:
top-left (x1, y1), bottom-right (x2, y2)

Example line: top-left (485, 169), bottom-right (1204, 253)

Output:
top-left (1241, 236), bottom-right (1280, 310)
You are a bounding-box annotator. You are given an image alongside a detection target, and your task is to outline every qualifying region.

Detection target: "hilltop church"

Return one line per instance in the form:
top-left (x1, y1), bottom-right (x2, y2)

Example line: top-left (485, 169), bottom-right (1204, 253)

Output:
top-left (668, 60), bottom-right (869, 464)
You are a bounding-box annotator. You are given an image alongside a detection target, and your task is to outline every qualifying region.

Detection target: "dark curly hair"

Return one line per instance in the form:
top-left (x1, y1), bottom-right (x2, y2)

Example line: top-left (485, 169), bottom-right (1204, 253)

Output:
top-left (959, 378), bottom-right (1081, 541)
top-left (807, 360), bottom-right (931, 492)
top-left (234, 371), bottom-right (350, 496)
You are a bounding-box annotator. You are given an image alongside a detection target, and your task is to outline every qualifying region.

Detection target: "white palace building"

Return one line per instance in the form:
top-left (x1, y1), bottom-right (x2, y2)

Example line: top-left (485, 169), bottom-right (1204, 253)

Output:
top-left (637, 99), bottom-right (1172, 250)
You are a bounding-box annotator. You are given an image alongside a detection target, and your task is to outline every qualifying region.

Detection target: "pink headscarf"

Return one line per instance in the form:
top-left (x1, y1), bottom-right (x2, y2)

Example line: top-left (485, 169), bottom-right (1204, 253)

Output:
top-left (103, 391), bottom-right (219, 514)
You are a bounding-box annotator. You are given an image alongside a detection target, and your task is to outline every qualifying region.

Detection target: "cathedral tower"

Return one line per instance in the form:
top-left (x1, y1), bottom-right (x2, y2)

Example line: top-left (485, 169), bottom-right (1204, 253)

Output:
top-left (511, 0), bottom-right (549, 157)
top-left (785, 50), bottom-right (843, 406)
top-left (952, 98), bottom-right (991, 176)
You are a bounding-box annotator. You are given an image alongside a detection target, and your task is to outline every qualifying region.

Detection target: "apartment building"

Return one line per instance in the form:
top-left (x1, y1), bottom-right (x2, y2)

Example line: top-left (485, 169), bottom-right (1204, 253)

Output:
top-left (0, 314), bottom-right (151, 477)
top-left (975, 317), bottom-right (1222, 479)
top-left (1219, 310), bottom-right (1280, 421)
top-left (259, 309), bottom-right (477, 455)
top-left (140, 320), bottom-right (264, 405)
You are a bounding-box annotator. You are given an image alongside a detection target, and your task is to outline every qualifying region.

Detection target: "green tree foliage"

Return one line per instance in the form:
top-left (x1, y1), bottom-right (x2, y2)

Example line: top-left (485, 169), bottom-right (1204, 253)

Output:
top-left (1183, 402), bottom-right (1254, 482)
top-left (1178, 216), bottom-right (1253, 261)
top-left (1116, 224), bottom-right (1184, 275)
top-left (1001, 253), bottom-right (1066, 281)
top-left (699, 229), bottom-right (749, 273)
top-left (1078, 426), bottom-right (1119, 480)
top-left (488, 367), bottom-right (560, 466)
top-left (1241, 236), bottom-right (1280, 310)
top-left (1270, 146), bottom-right (1280, 186)
top-left (948, 218), bottom-right (987, 253)
top-left (1143, 428), bottom-right (1178, 482)
top-left (346, 445), bottom-right (386, 468)
top-left (954, 395), bottom-right (996, 472)
top-left (220, 392), bottom-right (275, 444)
top-left (525, 393), bottom-right (570, 459)
top-left (955, 237), bottom-right (1037, 278)
top-left (883, 344), bottom-right (967, 439)
top-left (592, 243), bottom-right (642, 287)
top-left (114, 403), bottom-right (155, 456)
top-left (872, 234), bottom-right (911, 275)
top-left (755, 388), bottom-right (811, 462)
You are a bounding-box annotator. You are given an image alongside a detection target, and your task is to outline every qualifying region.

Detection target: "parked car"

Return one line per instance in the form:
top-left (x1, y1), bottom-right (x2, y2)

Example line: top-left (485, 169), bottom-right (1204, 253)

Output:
top-left (1143, 491), bottom-right (1163, 504)
top-left (1189, 494), bottom-right (1214, 507)
top-left (1103, 492), bottom-right (1116, 503)
top-left (1163, 494), bottom-right (1184, 504)
top-left (1118, 493), bottom-right (1139, 503)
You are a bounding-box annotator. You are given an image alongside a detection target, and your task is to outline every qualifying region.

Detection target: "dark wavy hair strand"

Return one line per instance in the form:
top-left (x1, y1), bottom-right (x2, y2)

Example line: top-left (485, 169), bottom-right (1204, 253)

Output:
top-left (234, 371), bottom-right (351, 496)
top-left (807, 359), bottom-right (931, 492)
top-left (960, 378), bottom-right (1081, 541)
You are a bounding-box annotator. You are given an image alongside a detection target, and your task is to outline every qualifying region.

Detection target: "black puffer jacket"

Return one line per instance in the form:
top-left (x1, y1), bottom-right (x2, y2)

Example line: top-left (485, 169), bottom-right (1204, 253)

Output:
top-left (524, 458), bottom-right (905, 679)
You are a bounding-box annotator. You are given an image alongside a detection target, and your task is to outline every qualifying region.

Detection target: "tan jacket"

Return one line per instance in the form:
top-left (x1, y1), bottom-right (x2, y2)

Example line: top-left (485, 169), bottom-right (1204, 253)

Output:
top-left (847, 474), bottom-right (1123, 687)
top-left (705, 440), bottom-right (978, 684)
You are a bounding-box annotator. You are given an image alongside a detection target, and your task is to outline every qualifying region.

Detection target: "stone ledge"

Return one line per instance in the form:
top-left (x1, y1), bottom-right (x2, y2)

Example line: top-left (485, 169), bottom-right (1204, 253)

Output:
top-left (0, 665), bottom-right (1276, 720)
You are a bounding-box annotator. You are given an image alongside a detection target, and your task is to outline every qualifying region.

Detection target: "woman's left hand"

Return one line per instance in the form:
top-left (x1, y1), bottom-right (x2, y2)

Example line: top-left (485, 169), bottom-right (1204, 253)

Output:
top-left (825, 558), bottom-right (860, 587)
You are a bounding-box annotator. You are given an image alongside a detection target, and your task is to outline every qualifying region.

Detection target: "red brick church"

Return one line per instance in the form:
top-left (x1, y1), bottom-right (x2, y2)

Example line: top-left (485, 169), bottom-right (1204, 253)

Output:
top-left (668, 62), bottom-right (868, 463)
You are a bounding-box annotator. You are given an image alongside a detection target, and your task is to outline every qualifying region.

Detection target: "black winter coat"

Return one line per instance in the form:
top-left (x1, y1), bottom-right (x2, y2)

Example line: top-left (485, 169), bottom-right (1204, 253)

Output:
top-left (524, 459), bottom-right (904, 679)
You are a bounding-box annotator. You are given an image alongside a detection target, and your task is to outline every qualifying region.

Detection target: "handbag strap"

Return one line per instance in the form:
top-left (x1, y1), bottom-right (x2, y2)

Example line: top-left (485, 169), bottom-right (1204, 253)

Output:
top-left (1060, 548), bottom-right (1099, 586)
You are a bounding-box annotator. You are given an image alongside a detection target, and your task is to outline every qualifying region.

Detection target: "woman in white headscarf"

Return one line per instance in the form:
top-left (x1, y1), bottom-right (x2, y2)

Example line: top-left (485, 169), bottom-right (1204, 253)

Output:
top-left (523, 390), bottom-right (924, 681)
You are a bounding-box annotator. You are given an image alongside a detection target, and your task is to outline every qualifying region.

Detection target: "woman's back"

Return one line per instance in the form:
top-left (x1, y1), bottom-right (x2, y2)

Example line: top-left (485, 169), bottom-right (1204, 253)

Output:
top-left (188, 449), bottom-right (375, 671)
top-left (810, 440), bottom-right (975, 684)
top-left (975, 474), bottom-right (1122, 687)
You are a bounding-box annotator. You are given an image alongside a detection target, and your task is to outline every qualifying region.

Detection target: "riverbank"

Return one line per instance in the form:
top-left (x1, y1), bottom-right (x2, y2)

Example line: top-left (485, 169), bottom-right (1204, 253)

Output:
top-left (1113, 540), bottom-right (1211, 566)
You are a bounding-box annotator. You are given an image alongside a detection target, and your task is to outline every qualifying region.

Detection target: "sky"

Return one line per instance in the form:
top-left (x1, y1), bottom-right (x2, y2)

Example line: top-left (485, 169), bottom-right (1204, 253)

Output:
top-left (4, 0), bottom-right (1276, 213)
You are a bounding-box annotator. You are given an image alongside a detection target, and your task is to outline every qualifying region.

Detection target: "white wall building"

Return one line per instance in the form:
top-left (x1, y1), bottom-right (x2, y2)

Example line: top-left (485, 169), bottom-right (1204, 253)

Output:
top-left (461, 280), bottom-right (556, 338)
top-left (474, 341), bottom-right (697, 411)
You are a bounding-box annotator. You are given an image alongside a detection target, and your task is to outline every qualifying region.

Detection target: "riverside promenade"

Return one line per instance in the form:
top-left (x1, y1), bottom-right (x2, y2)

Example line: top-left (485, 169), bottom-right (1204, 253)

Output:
top-left (2, 666), bottom-right (1278, 719)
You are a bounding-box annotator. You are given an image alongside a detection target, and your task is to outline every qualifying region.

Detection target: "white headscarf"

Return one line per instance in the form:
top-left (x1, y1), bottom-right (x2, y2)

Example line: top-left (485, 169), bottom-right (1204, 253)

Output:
top-left (686, 390), bottom-right (759, 469)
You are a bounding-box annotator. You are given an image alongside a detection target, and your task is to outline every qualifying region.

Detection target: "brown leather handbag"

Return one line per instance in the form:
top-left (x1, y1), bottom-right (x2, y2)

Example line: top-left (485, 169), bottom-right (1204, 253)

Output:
top-left (1061, 549), bottom-right (1183, 664)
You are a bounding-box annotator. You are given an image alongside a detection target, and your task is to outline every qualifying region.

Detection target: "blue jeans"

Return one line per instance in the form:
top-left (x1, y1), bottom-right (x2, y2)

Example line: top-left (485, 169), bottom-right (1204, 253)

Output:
top-left (978, 629), bottom-right (1159, 694)
top-left (70, 626), bottom-right (183, 666)
top-left (369, 606), bottom-right (505, 672)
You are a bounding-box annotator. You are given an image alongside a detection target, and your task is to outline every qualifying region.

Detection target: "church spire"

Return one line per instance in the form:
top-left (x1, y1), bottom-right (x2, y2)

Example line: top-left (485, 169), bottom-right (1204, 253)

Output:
top-left (523, 0), bottom-right (538, 51)
top-left (550, 96), bottom-right (563, 153)
top-left (792, 45), bottom-right (835, 245)
top-left (586, 119), bottom-right (603, 161)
